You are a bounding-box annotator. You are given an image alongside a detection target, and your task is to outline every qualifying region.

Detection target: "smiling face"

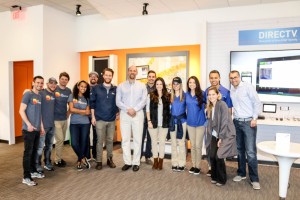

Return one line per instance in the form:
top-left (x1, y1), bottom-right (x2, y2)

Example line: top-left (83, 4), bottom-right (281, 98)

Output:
top-left (229, 71), bottom-right (241, 88)
top-left (59, 76), bottom-right (69, 87)
top-left (155, 80), bottom-right (163, 92)
top-left (33, 78), bottom-right (44, 91)
top-left (89, 74), bottom-right (98, 86)
top-left (188, 78), bottom-right (196, 91)
top-left (207, 88), bottom-right (219, 105)
top-left (128, 66), bottom-right (137, 80)
top-left (147, 72), bottom-right (156, 85)
top-left (103, 70), bottom-right (113, 84)
top-left (209, 72), bottom-right (220, 87)
top-left (77, 82), bottom-right (87, 95)
top-left (47, 82), bottom-right (57, 92)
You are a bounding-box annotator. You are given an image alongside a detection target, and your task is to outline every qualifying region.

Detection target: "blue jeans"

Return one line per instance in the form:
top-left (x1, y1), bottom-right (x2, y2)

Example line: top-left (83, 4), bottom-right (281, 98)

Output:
top-left (23, 130), bottom-right (40, 179)
top-left (141, 118), bottom-right (152, 159)
top-left (86, 123), bottom-right (97, 159)
top-left (35, 127), bottom-right (55, 167)
top-left (70, 124), bottom-right (90, 162)
top-left (234, 120), bottom-right (259, 182)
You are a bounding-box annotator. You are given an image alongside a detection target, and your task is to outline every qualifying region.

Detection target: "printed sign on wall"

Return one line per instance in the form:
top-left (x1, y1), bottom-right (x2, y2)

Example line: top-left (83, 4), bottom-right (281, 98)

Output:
top-left (239, 27), bottom-right (300, 45)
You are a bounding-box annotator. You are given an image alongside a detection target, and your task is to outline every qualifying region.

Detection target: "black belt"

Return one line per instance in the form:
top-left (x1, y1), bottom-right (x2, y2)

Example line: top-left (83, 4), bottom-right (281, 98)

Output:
top-left (234, 117), bottom-right (253, 122)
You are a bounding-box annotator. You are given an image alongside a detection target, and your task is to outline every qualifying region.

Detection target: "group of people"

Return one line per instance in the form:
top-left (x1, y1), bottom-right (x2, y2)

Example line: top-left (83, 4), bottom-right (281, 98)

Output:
top-left (19, 66), bottom-right (261, 191)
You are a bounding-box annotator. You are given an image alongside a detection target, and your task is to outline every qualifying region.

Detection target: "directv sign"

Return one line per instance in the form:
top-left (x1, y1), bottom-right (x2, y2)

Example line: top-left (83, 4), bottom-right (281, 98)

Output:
top-left (239, 27), bottom-right (300, 45)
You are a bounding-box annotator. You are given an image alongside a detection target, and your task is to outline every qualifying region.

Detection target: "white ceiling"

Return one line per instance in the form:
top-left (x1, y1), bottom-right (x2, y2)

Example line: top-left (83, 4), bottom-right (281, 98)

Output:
top-left (0, 0), bottom-right (299, 19)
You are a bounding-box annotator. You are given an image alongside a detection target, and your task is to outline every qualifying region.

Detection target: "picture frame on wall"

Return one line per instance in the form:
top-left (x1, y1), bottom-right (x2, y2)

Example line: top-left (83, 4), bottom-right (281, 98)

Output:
top-left (136, 65), bottom-right (149, 80)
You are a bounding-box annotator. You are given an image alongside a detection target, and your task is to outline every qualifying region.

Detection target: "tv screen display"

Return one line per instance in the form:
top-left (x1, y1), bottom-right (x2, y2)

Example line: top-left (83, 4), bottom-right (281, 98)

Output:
top-left (230, 49), bottom-right (300, 103)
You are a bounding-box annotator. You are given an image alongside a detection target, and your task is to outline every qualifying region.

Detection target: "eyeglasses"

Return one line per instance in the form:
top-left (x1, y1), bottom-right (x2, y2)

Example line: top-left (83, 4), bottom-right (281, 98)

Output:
top-left (229, 76), bottom-right (238, 80)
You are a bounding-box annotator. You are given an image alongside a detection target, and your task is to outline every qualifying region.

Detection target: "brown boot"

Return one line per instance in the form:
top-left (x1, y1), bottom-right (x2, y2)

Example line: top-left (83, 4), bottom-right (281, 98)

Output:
top-left (95, 162), bottom-right (102, 170)
top-left (158, 158), bottom-right (164, 170)
top-left (152, 158), bottom-right (158, 170)
top-left (107, 157), bottom-right (116, 168)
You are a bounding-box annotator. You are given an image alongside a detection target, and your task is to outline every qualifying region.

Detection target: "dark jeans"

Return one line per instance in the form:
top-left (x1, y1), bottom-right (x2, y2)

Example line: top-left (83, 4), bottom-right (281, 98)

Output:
top-left (70, 124), bottom-right (90, 162)
top-left (35, 127), bottom-right (55, 167)
top-left (210, 136), bottom-right (227, 184)
top-left (234, 119), bottom-right (259, 182)
top-left (23, 130), bottom-right (40, 179)
top-left (86, 124), bottom-right (97, 159)
top-left (141, 118), bottom-right (152, 159)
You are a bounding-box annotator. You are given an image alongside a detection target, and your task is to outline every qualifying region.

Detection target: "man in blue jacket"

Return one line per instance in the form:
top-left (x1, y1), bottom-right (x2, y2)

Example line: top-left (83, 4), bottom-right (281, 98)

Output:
top-left (90, 68), bottom-right (119, 170)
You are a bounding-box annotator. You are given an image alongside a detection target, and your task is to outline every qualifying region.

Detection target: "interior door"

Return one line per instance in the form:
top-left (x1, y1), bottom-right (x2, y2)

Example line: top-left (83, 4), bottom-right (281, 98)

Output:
top-left (13, 61), bottom-right (33, 137)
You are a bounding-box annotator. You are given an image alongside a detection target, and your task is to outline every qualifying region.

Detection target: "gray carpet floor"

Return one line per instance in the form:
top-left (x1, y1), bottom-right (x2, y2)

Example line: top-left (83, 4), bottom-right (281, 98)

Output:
top-left (0, 142), bottom-right (299, 200)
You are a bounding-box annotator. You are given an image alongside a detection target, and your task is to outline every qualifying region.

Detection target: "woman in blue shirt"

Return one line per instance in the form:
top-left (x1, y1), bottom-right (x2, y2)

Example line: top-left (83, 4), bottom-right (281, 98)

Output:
top-left (68, 80), bottom-right (91, 171)
top-left (169, 77), bottom-right (187, 172)
top-left (186, 76), bottom-right (206, 175)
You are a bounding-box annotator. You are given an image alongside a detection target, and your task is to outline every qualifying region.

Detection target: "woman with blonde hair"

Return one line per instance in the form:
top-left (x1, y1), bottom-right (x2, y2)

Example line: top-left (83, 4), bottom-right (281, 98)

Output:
top-left (206, 86), bottom-right (237, 186)
top-left (146, 77), bottom-right (171, 170)
top-left (169, 77), bottom-right (187, 172)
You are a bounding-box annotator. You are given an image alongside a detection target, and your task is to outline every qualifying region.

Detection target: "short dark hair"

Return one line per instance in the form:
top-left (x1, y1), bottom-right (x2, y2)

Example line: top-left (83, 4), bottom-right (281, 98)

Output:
top-left (33, 75), bottom-right (44, 82)
top-left (102, 68), bottom-right (114, 76)
top-left (229, 70), bottom-right (240, 77)
top-left (209, 70), bottom-right (221, 77)
top-left (59, 72), bottom-right (70, 80)
top-left (148, 70), bottom-right (156, 76)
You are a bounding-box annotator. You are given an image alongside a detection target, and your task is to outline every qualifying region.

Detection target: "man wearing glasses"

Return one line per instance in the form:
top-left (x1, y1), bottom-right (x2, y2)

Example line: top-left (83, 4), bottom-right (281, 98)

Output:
top-left (229, 70), bottom-right (261, 190)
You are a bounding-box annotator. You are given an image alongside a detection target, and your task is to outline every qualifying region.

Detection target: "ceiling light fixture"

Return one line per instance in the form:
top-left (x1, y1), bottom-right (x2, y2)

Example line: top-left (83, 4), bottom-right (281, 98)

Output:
top-left (76, 4), bottom-right (81, 16)
top-left (142, 3), bottom-right (149, 15)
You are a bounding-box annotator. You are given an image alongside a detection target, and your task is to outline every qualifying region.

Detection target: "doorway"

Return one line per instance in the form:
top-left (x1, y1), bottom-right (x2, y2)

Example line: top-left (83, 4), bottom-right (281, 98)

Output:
top-left (13, 61), bottom-right (33, 138)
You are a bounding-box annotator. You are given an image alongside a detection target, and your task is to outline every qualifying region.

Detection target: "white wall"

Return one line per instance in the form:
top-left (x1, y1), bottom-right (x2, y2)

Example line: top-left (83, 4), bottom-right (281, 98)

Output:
top-left (76, 1), bottom-right (300, 88)
top-left (0, 5), bottom-right (78, 144)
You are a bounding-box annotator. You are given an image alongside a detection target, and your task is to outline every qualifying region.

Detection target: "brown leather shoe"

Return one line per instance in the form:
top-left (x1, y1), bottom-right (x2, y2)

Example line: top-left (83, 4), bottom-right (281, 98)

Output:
top-left (107, 157), bottom-right (116, 168)
top-left (152, 158), bottom-right (158, 170)
top-left (95, 162), bottom-right (102, 170)
top-left (158, 158), bottom-right (164, 170)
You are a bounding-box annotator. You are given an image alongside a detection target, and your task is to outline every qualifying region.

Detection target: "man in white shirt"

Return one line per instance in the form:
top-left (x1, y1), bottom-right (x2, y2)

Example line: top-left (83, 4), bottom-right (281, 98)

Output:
top-left (229, 70), bottom-right (262, 190)
top-left (116, 65), bottom-right (147, 172)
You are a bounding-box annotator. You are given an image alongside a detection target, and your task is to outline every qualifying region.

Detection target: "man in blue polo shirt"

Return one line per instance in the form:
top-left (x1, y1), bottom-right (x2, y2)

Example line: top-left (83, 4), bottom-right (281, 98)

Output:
top-left (19, 76), bottom-right (45, 186)
top-left (90, 68), bottom-right (119, 170)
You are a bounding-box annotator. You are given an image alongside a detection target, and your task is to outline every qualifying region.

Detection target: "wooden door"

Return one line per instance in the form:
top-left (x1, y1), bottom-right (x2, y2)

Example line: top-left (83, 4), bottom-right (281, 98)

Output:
top-left (13, 61), bottom-right (33, 137)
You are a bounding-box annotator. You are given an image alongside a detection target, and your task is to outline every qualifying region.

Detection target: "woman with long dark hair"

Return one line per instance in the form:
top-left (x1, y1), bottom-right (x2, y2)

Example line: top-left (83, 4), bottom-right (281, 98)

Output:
top-left (186, 76), bottom-right (206, 175)
top-left (68, 80), bottom-right (91, 171)
top-left (146, 77), bottom-right (170, 170)
top-left (206, 86), bottom-right (237, 186)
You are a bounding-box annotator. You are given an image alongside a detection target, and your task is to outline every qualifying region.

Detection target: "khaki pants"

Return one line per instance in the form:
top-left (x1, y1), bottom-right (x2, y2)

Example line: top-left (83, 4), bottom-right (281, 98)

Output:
top-left (54, 120), bottom-right (67, 163)
top-left (170, 122), bottom-right (187, 167)
top-left (95, 120), bottom-right (116, 162)
top-left (148, 126), bottom-right (168, 159)
top-left (187, 125), bottom-right (205, 168)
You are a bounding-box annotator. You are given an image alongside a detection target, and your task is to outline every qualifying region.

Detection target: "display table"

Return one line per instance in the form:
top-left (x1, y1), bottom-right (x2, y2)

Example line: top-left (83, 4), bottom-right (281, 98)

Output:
top-left (257, 141), bottom-right (300, 199)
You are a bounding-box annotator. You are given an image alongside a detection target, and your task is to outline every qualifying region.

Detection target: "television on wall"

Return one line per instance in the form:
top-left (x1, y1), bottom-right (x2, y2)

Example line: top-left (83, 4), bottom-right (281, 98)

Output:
top-left (230, 49), bottom-right (300, 103)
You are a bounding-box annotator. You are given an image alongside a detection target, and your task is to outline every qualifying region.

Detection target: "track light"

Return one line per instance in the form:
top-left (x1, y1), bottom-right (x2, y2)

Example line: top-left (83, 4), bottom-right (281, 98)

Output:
top-left (142, 3), bottom-right (149, 15)
top-left (76, 4), bottom-right (81, 16)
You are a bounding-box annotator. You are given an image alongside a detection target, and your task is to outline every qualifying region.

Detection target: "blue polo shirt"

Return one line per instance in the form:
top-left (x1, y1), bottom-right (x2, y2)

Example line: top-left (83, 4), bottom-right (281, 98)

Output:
top-left (171, 93), bottom-right (186, 124)
top-left (204, 84), bottom-right (233, 108)
top-left (186, 92), bottom-right (206, 127)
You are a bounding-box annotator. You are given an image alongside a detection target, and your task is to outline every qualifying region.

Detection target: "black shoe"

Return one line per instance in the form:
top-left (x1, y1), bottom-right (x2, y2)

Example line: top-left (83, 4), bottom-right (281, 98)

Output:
top-left (177, 166), bottom-right (184, 172)
top-left (95, 162), bottom-right (102, 170)
top-left (107, 157), bottom-right (116, 168)
top-left (61, 159), bottom-right (67, 166)
top-left (83, 157), bottom-right (91, 169)
top-left (132, 165), bottom-right (139, 172)
top-left (55, 160), bottom-right (66, 168)
top-left (194, 168), bottom-right (200, 175)
top-left (207, 169), bottom-right (212, 177)
top-left (122, 164), bottom-right (132, 171)
top-left (172, 166), bottom-right (178, 172)
top-left (77, 164), bottom-right (83, 171)
top-left (189, 167), bottom-right (195, 174)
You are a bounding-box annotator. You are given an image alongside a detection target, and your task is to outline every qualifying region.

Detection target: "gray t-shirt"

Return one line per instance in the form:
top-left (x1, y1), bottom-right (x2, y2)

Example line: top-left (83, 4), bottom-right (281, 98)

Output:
top-left (40, 89), bottom-right (55, 129)
top-left (54, 86), bottom-right (71, 121)
top-left (68, 94), bottom-right (90, 124)
top-left (21, 91), bottom-right (42, 131)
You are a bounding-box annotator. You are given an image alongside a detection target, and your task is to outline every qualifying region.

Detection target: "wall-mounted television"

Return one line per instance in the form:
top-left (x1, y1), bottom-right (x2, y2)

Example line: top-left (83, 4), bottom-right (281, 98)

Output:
top-left (230, 49), bottom-right (300, 103)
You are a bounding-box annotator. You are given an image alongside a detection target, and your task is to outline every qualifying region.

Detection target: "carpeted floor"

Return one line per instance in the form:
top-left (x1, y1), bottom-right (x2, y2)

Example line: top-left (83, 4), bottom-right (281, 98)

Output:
top-left (0, 141), bottom-right (299, 200)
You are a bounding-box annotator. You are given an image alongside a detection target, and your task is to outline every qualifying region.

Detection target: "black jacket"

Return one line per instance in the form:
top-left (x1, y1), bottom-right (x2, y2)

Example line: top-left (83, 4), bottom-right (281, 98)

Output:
top-left (149, 94), bottom-right (170, 128)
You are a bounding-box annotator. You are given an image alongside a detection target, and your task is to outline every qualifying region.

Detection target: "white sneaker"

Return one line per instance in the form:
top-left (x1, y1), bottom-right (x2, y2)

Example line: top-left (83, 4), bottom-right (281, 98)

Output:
top-left (251, 182), bottom-right (261, 190)
top-left (22, 178), bottom-right (37, 186)
top-left (31, 172), bottom-right (45, 179)
top-left (233, 175), bottom-right (246, 182)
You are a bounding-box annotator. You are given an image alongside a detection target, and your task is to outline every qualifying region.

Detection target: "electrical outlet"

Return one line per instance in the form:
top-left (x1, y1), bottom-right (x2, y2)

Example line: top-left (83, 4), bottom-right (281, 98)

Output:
top-left (280, 106), bottom-right (289, 111)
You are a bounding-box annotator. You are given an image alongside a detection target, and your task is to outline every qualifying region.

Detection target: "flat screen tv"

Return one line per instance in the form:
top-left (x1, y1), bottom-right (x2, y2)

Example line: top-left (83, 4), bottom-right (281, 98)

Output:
top-left (230, 49), bottom-right (300, 103)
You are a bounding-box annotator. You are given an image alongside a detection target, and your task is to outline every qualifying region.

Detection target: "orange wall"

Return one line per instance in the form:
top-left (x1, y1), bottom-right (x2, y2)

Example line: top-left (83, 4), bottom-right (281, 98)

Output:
top-left (80, 44), bottom-right (201, 141)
